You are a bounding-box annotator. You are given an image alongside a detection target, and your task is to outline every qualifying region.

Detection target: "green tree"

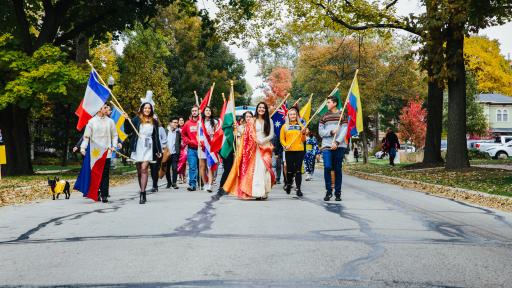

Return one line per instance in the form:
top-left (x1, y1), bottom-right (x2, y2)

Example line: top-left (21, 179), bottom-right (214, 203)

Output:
top-left (117, 25), bottom-right (176, 123)
top-left (151, 2), bottom-right (248, 118)
top-left (0, 34), bottom-right (87, 172)
top-left (0, 0), bottom-right (174, 175)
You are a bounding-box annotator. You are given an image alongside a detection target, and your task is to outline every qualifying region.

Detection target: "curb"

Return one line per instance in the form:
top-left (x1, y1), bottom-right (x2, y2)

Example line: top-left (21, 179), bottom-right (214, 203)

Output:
top-left (346, 170), bottom-right (512, 212)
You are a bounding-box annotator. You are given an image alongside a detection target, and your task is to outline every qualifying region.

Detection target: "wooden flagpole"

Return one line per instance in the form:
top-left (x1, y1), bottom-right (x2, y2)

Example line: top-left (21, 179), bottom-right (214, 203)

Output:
top-left (283, 82), bottom-right (341, 149)
top-left (332, 69), bottom-right (359, 146)
top-left (86, 60), bottom-right (140, 137)
top-left (270, 93), bottom-right (291, 117)
top-left (207, 82), bottom-right (216, 106)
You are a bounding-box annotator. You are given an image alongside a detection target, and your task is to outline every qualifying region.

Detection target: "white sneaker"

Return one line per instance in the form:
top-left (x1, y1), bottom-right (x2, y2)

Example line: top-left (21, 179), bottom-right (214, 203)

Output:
top-left (206, 184), bottom-right (213, 193)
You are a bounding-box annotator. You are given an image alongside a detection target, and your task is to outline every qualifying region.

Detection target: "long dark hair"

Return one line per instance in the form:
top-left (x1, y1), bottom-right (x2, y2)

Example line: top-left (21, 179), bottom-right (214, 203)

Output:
top-left (201, 106), bottom-right (216, 130)
top-left (256, 102), bottom-right (271, 136)
top-left (138, 103), bottom-right (154, 124)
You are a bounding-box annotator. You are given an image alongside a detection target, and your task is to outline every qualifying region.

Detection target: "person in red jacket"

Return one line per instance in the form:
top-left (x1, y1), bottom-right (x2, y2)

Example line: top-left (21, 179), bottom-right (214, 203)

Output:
top-left (181, 105), bottom-right (200, 191)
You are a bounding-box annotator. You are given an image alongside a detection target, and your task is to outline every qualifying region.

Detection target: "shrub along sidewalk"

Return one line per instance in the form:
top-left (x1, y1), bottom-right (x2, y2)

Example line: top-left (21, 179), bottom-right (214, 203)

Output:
top-left (344, 161), bottom-right (512, 211)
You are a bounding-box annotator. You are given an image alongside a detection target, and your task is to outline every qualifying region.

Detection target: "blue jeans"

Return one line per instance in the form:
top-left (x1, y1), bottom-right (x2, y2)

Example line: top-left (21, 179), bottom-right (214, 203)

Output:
top-left (322, 147), bottom-right (346, 196)
top-left (187, 148), bottom-right (198, 188)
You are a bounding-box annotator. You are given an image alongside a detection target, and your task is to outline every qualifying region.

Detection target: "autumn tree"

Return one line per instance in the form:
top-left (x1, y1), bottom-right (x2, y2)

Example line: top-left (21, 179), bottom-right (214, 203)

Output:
top-left (263, 67), bottom-right (292, 107)
top-left (399, 99), bottom-right (427, 149)
top-left (216, 0), bottom-right (512, 170)
top-left (464, 36), bottom-right (512, 96)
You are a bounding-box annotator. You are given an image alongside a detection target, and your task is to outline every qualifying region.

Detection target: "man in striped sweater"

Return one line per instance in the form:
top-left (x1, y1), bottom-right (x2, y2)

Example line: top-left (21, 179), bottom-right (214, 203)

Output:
top-left (318, 96), bottom-right (348, 201)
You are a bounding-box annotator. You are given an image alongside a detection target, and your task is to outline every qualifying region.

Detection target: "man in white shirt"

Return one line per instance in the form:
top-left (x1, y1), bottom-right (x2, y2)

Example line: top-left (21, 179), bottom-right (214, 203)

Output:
top-left (80, 104), bottom-right (121, 203)
top-left (166, 117), bottom-right (181, 189)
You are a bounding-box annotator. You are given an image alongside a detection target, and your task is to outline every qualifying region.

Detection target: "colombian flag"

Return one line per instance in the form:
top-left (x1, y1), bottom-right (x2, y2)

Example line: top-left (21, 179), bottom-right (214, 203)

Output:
top-left (344, 72), bottom-right (363, 144)
top-left (110, 106), bottom-right (127, 141)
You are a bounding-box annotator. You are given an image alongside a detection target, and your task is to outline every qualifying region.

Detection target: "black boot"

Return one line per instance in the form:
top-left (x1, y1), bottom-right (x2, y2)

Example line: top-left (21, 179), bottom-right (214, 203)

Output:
top-left (139, 192), bottom-right (143, 204)
top-left (143, 191), bottom-right (147, 203)
top-left (285, 184), bottom-right (292, 194)
top-left (296, 187), bottom-right (303, 197)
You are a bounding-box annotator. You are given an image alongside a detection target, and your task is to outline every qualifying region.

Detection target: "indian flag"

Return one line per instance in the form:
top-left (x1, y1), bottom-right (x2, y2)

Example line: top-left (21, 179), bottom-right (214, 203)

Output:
top-left (219, 85), bottom-right (236, 159)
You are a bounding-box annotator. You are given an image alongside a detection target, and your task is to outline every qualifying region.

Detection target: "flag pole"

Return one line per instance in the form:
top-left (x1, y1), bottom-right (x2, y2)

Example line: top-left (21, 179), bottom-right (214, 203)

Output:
top-left (332, 69), bottom-right (359, 146)
top-left (270, 93), bottom-right (291, 117)
top-left (284, 98), bottom-right (327, 149)
top-left (86, 60), bottom-right (140, 138)
top-left (194, 91), bottom-right (202, 151)
top-left (207, 82), bottom-right (216, 106)
top-left (230, 81), bottom-right (238, 154)
top-left (284, 81), bottom-right (341, 149)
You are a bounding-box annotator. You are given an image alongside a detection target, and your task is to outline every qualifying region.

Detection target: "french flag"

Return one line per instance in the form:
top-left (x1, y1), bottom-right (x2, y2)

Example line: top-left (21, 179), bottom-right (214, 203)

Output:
top-left (75, 70), bottom-right (110, 130)
top-left (73, 140), bottom-right (109, 201)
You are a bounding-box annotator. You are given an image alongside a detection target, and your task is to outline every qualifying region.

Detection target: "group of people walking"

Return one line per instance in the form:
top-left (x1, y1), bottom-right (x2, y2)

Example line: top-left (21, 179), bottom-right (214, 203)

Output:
top-left (77, 93), bottom-right (349, 204)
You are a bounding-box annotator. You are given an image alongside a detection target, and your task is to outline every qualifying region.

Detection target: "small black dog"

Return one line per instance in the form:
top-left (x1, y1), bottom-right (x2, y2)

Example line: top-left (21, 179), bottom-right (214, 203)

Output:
top-left (47, 177), bottom-right (71, 200)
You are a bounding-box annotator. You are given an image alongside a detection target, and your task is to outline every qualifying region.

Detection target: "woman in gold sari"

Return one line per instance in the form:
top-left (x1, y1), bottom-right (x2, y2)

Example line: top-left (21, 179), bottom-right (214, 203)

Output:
top-left (223, 103), bottom-right (276, 200)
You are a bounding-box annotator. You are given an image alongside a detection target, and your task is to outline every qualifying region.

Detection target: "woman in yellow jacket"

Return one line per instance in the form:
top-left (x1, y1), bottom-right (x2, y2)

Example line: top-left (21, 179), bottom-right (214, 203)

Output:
top-left (280, 107), bottom-right (307, 197)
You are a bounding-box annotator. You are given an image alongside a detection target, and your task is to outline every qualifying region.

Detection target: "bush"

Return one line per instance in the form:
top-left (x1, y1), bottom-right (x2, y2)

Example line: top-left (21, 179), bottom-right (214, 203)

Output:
top-left (468, 149), bottom-right (490, 160)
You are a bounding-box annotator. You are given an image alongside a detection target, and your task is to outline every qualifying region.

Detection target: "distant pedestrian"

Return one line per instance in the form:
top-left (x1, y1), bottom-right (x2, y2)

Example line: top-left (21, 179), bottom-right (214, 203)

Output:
top-left (165, 117), bottom-right (181, 189)
top-left (149, 116), bottom-right (167, 192)
top-left (177, 116), bottom-right (187, 184)
top-left (383, 128), bottom-right (400, 166)
top-left (354, 147), bottom-right (359, 162)
top-left (304, 131), bottom-right (320, 181)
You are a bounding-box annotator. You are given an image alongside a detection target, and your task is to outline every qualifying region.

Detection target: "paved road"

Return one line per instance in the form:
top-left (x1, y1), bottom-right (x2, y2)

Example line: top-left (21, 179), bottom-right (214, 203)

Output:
top-left (1, 169), bottom-right (512, 287)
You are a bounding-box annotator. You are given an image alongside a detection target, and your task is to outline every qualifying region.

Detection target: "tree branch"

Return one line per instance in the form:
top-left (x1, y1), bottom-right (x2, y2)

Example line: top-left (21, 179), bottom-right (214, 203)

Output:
top-left (385, 0), bottom-right (399, 10)
top-left (54, 7), bottom-right (118, 45)
top-left (313, 1), bottom-right (422, 37)
top-left (11, 0), bottom-right (33, 53)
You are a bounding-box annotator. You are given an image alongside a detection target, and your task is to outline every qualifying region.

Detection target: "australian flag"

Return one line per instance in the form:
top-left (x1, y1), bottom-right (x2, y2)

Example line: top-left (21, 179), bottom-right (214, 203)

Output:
top-left (271, 100), bottom-right (288, 140)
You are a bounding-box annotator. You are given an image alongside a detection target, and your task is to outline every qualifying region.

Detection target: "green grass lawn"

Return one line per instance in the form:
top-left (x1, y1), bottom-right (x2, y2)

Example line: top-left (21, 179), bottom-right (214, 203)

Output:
top-left (345, 161), bottom-right (512, 197)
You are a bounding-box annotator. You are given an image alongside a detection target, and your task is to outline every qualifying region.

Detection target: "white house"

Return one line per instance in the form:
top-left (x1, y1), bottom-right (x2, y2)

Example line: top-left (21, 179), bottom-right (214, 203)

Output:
top-left (477, 93), bottom-right (512, 135)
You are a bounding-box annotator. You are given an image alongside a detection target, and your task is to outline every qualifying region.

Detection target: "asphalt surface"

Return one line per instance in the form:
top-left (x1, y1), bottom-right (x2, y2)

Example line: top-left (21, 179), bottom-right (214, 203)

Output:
top-left (1, 168), bottom-right (512, 287)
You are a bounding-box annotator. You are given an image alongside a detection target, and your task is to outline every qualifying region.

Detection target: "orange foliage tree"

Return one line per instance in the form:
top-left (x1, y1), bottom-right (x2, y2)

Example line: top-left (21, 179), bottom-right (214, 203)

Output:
top-left (263, 67), bottom-right (292, 108)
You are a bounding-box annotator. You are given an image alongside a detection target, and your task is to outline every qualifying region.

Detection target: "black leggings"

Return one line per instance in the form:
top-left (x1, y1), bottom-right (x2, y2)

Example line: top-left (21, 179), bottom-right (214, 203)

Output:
top-left (285, 151), bottom-right (305, 189)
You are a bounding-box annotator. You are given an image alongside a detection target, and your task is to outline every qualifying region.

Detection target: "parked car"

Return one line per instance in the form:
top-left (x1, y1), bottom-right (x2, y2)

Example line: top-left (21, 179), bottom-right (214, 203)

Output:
top-left (485, 143), bottom-right (512, 159)
top-left (474, 136), bottom-right (512, 152)
top-left (440, 140), bottom-right (448, 151)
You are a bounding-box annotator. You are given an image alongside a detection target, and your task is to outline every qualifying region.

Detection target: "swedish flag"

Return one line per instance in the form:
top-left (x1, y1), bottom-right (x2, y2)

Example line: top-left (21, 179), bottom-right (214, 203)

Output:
top-left (110, 106), bottom-right (127, 141)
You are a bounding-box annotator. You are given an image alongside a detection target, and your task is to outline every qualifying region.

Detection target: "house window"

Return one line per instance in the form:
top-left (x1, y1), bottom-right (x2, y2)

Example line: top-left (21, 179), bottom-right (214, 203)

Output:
top-left (497, 109), bottom-right (502, 122)
top-left (504, 109), bottom-right (509, 122)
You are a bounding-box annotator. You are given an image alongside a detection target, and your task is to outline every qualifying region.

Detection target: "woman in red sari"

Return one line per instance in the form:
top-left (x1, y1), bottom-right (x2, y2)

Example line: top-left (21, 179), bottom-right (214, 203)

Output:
top-left (223, 102), bottom-right (276, 200)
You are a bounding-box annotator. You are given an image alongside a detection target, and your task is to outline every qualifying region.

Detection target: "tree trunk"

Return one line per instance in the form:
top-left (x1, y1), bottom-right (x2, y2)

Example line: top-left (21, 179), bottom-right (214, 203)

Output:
top-left (374, 111), bottom-right (379, 150)
top-left (423, 78), bottom-right (444, 164)
top-left (0, 105), bottom-right (34, 175)
top-left (362, 130), bottom-right (369, 164)
top-left (445, 23), bottom-right (470, 170)
top-left (75, 33), bottom-right (89, 63)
